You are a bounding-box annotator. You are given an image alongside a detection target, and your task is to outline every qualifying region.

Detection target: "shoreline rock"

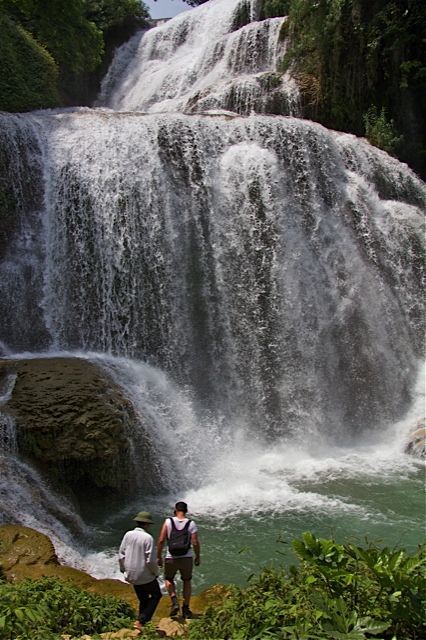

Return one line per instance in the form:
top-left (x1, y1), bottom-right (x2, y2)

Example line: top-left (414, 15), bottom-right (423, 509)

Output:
top-left (404, 418), bottom-right (425, 459)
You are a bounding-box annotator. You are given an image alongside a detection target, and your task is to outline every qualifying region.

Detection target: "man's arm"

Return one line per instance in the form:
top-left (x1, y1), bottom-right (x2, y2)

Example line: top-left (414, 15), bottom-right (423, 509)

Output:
top-left (146, 536), bottom-right (159, 577)
top-left (192, 532), bottom-right (200, 566)
top-left (157, 521), bottom-right (167, 567)
top-left (118, 535), bottom-right (127, 572)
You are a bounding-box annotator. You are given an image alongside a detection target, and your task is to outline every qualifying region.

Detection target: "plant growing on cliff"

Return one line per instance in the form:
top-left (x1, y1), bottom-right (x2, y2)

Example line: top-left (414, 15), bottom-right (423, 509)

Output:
top-left (280, 0), bottom-right (425, 178)
top-left (363, 105), bottom-right (402, 156)
top-left (0, 0), bottom-right (150, 110)
top-left (188, 533), bottom-right (426, 639)
top-left (0, 13), bottom-right (60, 112)
top-left (0, 576), bottom-right (136, 639)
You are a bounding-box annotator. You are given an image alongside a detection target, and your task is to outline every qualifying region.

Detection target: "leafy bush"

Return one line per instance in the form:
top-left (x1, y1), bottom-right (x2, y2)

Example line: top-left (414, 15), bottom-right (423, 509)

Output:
top-left (261, 0), bottom-right (290, 18)
top-left (281, 0), bottom-right (425, 178)
top-left (188, 532), bottom-right (426, 639)
top-left (0, 576), bottom-right (135, 639)
top-left (0, 14), bottom-right (60, 112)
top-left (83, 0), bottom-right (150, 32)
top-left (2, 0), bottom-right (104, 75)
top-left (363, 105), bottom-right (402, 156)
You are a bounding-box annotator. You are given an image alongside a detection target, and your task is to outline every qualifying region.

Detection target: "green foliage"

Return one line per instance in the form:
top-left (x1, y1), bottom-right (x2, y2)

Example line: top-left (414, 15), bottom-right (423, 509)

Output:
top-left (261, 0), bottom-right (291, 18)
top-left (2, 0), bottom-right (104, 74)
top-left (281, 0), bottom-right (425, 175)
top-left (0, 0), bottom-right (151, 110)
top-left (0, 576), bottom-right (135, 639)
top-left (83, 0), bottom-right (150, 32)
top-left (0, 13), bottom-right (60, 112)
top-left (363, 105), bottom-right (402, 156)
top-left (188, 533), bottom-right (426, 640)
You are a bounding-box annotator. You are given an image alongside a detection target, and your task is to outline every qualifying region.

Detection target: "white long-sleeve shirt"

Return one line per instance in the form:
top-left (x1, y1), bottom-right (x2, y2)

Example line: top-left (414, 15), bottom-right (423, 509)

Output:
top-left (119, 527), bottom-right (159, 585)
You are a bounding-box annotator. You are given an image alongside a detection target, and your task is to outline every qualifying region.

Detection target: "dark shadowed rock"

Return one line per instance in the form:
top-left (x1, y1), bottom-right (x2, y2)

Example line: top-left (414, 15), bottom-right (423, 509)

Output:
top-left (0, 357), bottom-right (161, 497)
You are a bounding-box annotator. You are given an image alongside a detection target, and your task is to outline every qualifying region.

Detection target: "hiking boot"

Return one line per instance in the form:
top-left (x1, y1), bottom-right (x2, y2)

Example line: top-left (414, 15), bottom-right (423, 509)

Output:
top-left (182, 604), bottom-right (193, 619)
top-left (169, 596), bottom-right (179, 617)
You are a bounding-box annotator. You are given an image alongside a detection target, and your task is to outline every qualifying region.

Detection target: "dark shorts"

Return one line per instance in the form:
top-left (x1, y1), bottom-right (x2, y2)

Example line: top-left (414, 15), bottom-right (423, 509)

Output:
top-left (164, 557), bottom-right (193, 582)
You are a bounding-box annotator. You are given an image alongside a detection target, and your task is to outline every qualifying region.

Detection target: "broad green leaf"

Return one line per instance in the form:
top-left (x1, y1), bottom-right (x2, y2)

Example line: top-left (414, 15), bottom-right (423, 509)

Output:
top-left (293, 538), bottom-right (313, 560)
top-left (303, 532), bottom-right (321, 556)
top-left (403, 556), bottom-right (423, 573)
top-left (14, 607), bottom-right (25, 621)
top-left (356, 617), bottom-right (390, 635)
top-left (320, 539), bottom-right (337, 558)
top-left (388, 549), bottom-right (405, 570)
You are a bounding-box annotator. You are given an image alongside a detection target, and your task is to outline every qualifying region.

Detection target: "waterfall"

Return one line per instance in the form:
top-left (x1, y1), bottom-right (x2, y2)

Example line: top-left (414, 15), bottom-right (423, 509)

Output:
top-left (96, 0), bottom-right (299, 115)
top-left (0, 0), bottom-right (424, 567)
top-left (1, 108), bottom-right (423, 442)
top-left (0, 373), bottom-right (17, 455)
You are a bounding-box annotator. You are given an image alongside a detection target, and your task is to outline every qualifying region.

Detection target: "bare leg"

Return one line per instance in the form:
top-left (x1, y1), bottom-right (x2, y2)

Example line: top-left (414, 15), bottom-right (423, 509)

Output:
top-left (165, 579), bottom-right (176, 598)
top-left (166, 579), bottom-right (179, 616)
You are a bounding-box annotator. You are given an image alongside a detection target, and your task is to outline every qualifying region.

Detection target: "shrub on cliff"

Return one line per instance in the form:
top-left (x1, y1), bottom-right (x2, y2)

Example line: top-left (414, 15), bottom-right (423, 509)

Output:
top-left (0, 576), bottom-right (135, 639)
top-left (0, 0), bottom-right (151, 110)
top-left (188, 533), bottom-right (426, 639)
top-left (0, 14), bottom-right (60, 112)
top-left (281, 0), bottom-right (426, 178)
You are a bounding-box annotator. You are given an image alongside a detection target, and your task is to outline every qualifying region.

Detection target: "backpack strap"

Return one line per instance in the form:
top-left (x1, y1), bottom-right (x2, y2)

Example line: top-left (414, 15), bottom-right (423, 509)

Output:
top-left (168, 517), bottom-right (191, 533)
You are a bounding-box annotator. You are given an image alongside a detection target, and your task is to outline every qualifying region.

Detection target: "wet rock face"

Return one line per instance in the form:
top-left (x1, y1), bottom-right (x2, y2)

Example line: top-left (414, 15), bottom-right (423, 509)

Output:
top-left (404, 418), bottom-right (425, 459)
top-left (0, 357), bottom-right (152, 497)
top-left (0, 523), bottom-right (59, 574)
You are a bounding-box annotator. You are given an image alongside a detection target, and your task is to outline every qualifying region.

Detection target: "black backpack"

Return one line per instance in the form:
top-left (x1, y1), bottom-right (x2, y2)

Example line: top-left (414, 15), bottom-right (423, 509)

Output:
top-left (167, 518), bottom-right (192, 556)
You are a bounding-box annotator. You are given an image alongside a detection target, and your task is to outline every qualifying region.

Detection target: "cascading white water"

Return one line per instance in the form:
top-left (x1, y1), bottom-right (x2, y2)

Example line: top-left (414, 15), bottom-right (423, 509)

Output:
top-left (0, 374), bottom-right (18, 456)
top-left (0, 0), bottom-right (424, 585)
top-left (4, 110), bottom-right (422, 443)
top-left (96, 0), bottom-right (299, 115)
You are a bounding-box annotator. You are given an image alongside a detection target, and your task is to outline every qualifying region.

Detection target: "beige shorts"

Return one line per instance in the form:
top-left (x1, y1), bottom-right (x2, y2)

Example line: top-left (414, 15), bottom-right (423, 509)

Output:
top-left (164, 557), bottom-right (193, 582)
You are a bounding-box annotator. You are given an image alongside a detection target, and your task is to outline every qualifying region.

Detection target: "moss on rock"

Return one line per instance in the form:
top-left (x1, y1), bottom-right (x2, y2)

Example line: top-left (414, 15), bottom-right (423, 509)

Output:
top-left (0, 357), bottom-right (158, 497)
top-left (0, 523), bottom-right (138, 607)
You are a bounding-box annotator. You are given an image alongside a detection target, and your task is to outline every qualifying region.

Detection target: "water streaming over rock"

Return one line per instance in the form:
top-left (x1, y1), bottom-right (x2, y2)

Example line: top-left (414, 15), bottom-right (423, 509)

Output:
top-left (0, 0), bottom-right (424, 579)
top-left (96, 0), bottom-right (299, 115)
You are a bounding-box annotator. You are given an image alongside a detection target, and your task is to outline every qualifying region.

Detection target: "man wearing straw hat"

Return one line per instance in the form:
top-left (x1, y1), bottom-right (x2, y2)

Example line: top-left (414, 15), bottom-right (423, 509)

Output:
top-left (119, 510), bottom-right (162, 633)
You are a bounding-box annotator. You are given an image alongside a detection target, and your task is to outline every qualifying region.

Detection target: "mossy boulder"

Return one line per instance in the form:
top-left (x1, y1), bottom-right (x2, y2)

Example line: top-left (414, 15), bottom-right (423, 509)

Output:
top-left (0, 357), bottom-right (159, 497)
